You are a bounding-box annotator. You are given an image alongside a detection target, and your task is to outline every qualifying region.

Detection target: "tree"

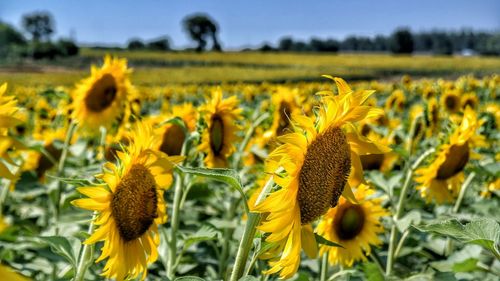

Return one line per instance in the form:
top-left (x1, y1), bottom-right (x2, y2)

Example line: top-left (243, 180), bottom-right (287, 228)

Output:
top-left (182, 14), bottom-right (221, 52)
top-left (21, 11), bottom-right (55, 42)
top-left (278, 37), bottom-right (294, 51)
top-left (390, 28), bottom-right (414, 54)
top-left (127, 38), bottom-right (145, 50)
top-left (147, 37), bottom-right (170, 51)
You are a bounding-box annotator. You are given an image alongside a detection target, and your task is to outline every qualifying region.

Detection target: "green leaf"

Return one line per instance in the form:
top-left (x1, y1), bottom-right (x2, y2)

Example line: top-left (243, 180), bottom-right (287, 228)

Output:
top-left (361, 262), bottom-right (384, 281)
top-left (183, 224), bottom-right (219, 251)
top-left (414, 218), bottom-right (500, 258)
top-left (314, 233), bottom-right (344, 248)
top-left (38, 236), bottom-right (77, 269)
top-left (174, 277), bottom-right (205, 281)
top-left (396, 210), bottom-right (421, 232)
top-left (452, 258), bottom-right (478, 273)
top-left (176, 166), bottom-right (248, 214)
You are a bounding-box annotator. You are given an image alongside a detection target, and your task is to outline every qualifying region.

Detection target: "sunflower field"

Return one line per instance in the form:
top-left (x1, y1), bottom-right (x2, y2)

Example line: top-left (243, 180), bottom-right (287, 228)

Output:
top-left (0, 55), bottom-right (499, 281)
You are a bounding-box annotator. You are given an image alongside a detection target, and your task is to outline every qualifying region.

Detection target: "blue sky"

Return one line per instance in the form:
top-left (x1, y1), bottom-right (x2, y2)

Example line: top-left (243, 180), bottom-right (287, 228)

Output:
top-left (1, 0), bottom-right (499, 49)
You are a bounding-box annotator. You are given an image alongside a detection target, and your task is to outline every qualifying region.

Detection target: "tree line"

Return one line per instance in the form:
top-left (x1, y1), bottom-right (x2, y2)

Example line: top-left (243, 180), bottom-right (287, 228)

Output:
top-left (1, 11), bottom-right (499, 60)
top-left (265, 28), bottom-right (500, 55)
top-left (0, 11), bottom-right (79, 60)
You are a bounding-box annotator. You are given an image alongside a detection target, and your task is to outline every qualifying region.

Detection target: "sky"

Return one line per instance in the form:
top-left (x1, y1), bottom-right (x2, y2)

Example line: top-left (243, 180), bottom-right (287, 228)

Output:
top-left (1, 0), bottom-right (499, 49)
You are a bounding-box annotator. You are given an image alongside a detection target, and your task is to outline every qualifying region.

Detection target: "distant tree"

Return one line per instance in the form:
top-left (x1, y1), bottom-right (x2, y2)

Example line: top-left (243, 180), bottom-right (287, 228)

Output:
top-left (390, 28), bottom-right (414, 54)
top-left (373, 35), bottom-right (389, 51)
top-left (278, 37), bottom-right (294, 51)
top-left (21, 11), bottom-right (55, 42)
top-left (127, 38), bottom-right (145, 50)
top-left (147, 37), bottom-right (170, 51)
top-left (0, 22), bottom-right (27, 57)
top-left (259, 43), bottom-right (275, 52)
top-left (57, 39), bottom-right (79, 56)
top-left (182, 13), bottom-right (221, 52)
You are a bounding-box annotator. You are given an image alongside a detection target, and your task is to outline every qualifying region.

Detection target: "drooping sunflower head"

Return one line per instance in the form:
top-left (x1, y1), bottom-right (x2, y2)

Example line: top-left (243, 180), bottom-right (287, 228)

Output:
top-left (198, 88), bottom-right (242, 168)
top-left (440, 89), bottom-right (461, 113)
top-left (72, 55), bottom-right (136, 132)
top-left (72, 122), bottom-right (183, 280)
top-left (385, 89), bottom-right (405, 112)
top-left (425, 97), bottom-right (440, 136)
top-left (316, 184), bottom-right (388, 267)
top-left (460, 92), bottom-right (478, 110)
top-left (268, 86), bottom-right (303, 137)
top-left (153, 103), bottom-right (199, 157)
top-left (415, 108), bottom-right (482, 203)
top-left (252, 76), bottom-right (390, 278)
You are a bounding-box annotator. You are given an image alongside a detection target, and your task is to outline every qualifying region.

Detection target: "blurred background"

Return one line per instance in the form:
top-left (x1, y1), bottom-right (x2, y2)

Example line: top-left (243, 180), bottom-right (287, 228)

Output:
top-left (0, 0), bottom-right (499, 85)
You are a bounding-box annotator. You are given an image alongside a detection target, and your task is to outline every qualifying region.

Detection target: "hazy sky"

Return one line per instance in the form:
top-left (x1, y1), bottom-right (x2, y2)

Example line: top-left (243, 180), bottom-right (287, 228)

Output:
top-left (1, 0), bottom-right (499, 49)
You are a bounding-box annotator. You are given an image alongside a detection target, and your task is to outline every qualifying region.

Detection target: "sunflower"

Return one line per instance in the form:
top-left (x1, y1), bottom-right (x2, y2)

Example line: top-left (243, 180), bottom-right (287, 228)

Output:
top-left (251, 77), bottom-right (389, 279)
top-left (266, 86), bottom-right (303, 138)
top-left (460, 92), bottom-right (478, 110)
top-left (481, 178), bottom-right (500, 198)
top-left (22, 128), bottom-right (74, 180)
top-left (72, 55), bottom-right (136, 132)
top-left (415, 108), bottom-right (483, 203)
top-left (385, 89), bottom-right (405, 113)
top-left (440, 89), bottom-right (461, 113)
top-left (316, 184), bottom-right (388, 267)
top-left (198, 88), bottom-right (242, 168)
top-left (72, 122), bottom-right (183, 280)
top-left (425, 97), bottom-right (440, 137)
top-left (0, 83), bottom-right (23, 181)
top-left (359, 133), bottom-right (398, 173)
top-left (154, 103), bottom-right (198, 156)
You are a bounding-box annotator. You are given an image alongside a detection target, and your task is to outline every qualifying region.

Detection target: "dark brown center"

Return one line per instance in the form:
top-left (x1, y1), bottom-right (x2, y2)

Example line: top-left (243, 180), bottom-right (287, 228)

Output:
top-left (436, 142), bottom-right (469, 180)
top-left (84, 74), bottom-right (117, 112)
top-left (360, 153), bottom-right (385, 170)
top-left (298, 126), bottom-right (351, 224)
top-left (36, 143), bottom-right (62, 178)
top-left (111, 164), bottom-right (158, 242)
top-left (445, 95), bottom-right (458, 112)
top-left (334, 203), bottom-right (365, 240)
top-left (159, 124), bottom-right (186, 156)
top-left (276, 101), bottom-right (292, 136)
top-left (209, 114), bottom-right (224, 156)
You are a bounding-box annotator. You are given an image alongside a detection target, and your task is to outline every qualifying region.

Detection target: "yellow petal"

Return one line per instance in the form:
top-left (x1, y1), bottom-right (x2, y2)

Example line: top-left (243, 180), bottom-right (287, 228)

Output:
top-left (72, 198), bottom-right (109, 211)
top-left (301, 224), bottom-right (318, 258)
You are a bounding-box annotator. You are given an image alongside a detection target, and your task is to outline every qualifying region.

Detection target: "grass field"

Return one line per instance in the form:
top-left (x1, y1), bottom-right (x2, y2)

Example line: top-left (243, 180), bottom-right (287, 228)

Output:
top-left (1, 49), bottom-right (500, 87)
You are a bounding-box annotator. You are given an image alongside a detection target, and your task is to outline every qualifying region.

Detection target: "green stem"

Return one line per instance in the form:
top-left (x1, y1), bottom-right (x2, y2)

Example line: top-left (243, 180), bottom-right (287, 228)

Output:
top-left (219, 198), bottom-right (238, 278)
top-left (54, 121), bottom-right (78, 234)
top-left (386, 148), bottom-right (435, 276)
top-left (394, 229), bottom-right (410, 259)
top-left (166, 132), bottom-right (193, 279)
top-left (452, 172), bottom-right (475, 214)
top-left (74, 212), bottom-right (96, 281)
top-left (0, 179), bottom-right (9, 217)
top-left (320, 253), bottom-right (328, 281)
top-left (445, 172), bottom-right (476, 255)
top-left (235, 113), bottom-right (270, 168)
top-left (229, 176), bottom-right (275, 281)
top-left (167, 173), bottom-right (183, 279)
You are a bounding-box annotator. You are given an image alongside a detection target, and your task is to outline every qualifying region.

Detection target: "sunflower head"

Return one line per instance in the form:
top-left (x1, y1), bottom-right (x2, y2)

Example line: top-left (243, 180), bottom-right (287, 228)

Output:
top-left (72, 122), bottom-right (183, 280)
top-left (441, 89), bottom-right (461, 113)
top-left (252, 76), bottom-right (390, 278)
top-left (416, 108), bottom-right (482, 203)
top-left (385, 89), bottom-right (405, 112)
top-left (317, 184), bottom-right (388, 267)
top-left (198, 88), bottom-right (242, 168)
top-left (461, 92), bottom-right (478, 110)
top-left (72, 55), bottom-right (136, 132)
